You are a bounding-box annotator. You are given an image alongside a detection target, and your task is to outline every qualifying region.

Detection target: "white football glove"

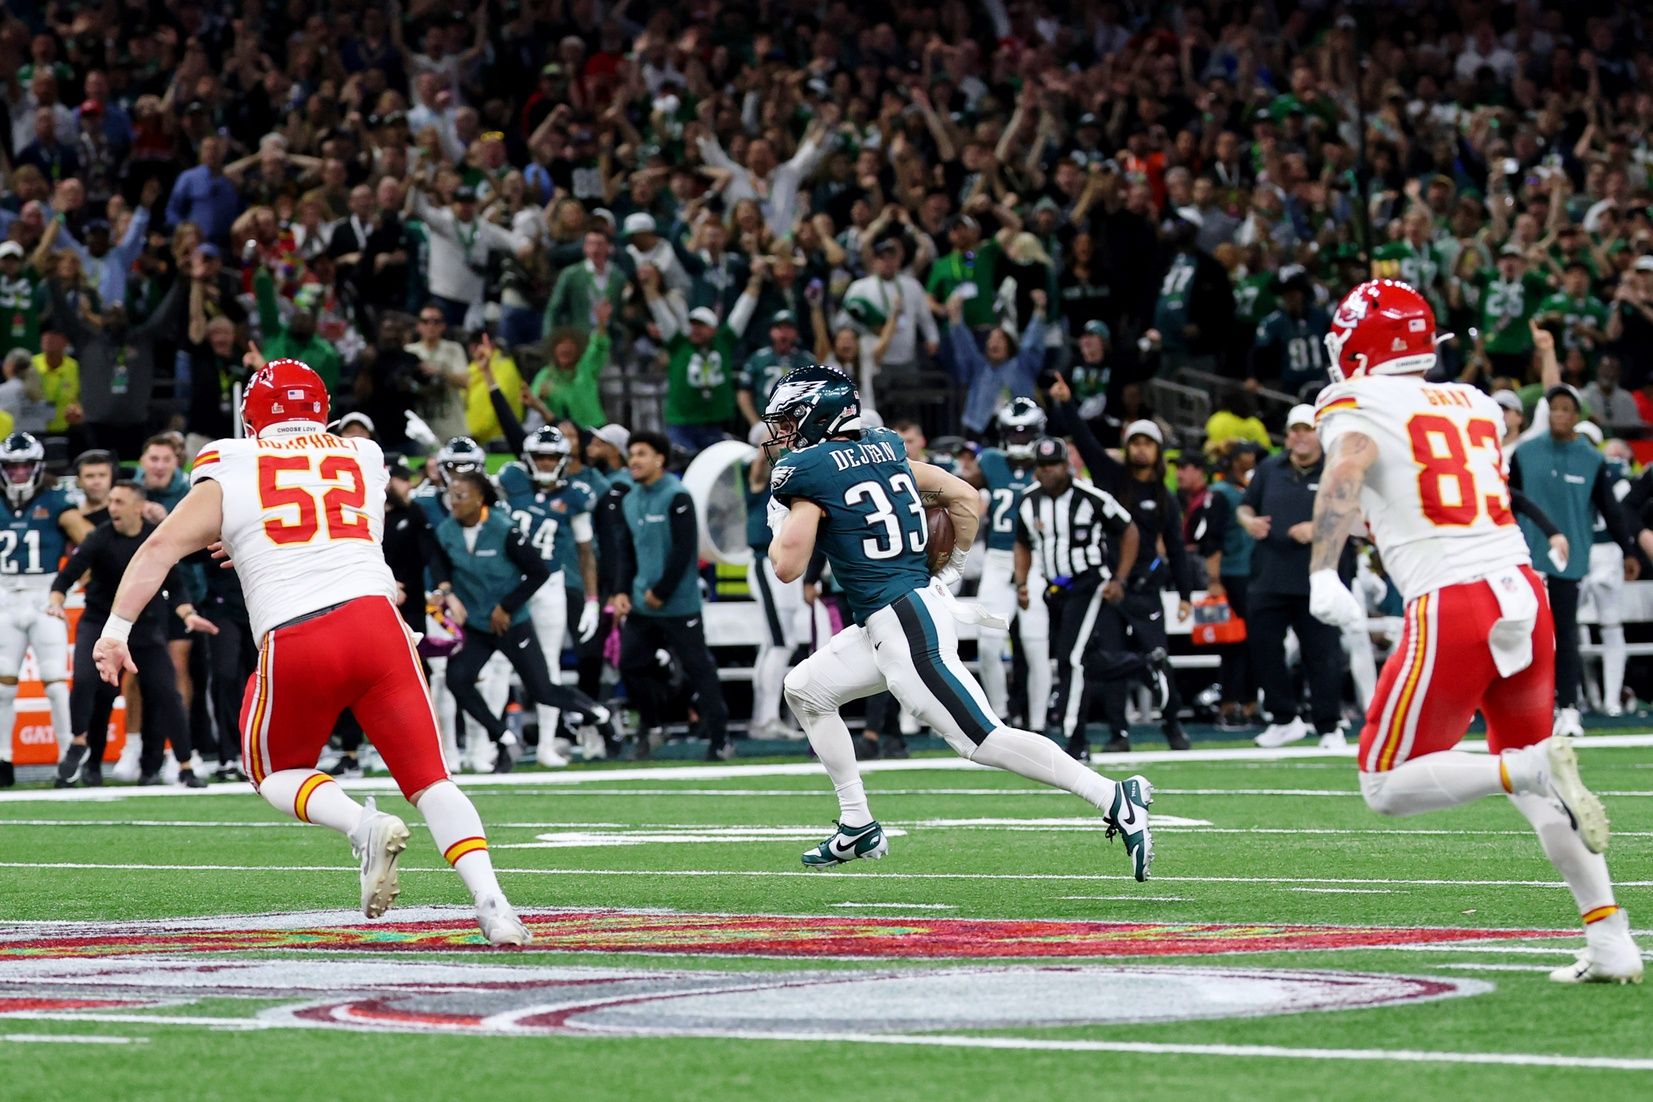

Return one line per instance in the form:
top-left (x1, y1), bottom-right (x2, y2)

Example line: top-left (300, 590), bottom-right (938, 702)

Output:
top-left (1308, 568), bottom-right (1364, 628)
top-left (766, 494), bottom-right (790, 537)
top-left (404, 410), bottom-right (438, 449)
top-left (577, 598), bottom-right (601, 642)
top-left (931, 545), bottom-right (970, 591)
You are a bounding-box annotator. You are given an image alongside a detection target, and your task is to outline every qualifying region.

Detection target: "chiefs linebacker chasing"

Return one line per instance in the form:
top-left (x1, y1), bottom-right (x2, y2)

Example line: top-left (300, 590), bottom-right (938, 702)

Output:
top-left (94, 358), bottom-right (530, 946)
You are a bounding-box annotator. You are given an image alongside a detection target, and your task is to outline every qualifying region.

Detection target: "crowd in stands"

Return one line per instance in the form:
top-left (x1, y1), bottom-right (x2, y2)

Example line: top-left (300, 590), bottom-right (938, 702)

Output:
top-left (8, 0), bottom-right (1653, 778)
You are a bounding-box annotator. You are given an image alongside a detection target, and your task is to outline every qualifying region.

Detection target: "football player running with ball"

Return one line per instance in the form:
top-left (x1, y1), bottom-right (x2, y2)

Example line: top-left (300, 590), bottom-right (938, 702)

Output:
top-left (764, 365), bottom-right (1154, 880)
top-left (1308, 280), bottom-right (1640, 983)
top-left (93, 359), bottom-right (531, 946)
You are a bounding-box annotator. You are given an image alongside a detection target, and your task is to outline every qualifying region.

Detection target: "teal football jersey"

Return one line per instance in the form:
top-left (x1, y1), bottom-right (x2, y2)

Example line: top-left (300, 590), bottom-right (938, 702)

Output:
top-left (1, 487), bottom-right (72, 576)
top-left (496, 461), bottom-right (596, 578)
top-left (977, 447), bottom-right (1034, 553)
top-left (769, 426), bottom-right (930, 625)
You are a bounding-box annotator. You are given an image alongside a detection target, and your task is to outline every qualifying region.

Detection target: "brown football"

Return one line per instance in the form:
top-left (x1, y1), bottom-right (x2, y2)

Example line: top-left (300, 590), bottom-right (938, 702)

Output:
top-left (926, 505), bottom-right (956, 573)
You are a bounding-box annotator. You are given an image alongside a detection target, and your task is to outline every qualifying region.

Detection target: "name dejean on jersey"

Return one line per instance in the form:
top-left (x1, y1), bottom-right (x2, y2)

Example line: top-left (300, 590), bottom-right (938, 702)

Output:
top-left (830, 440), bottom-right (901, 472)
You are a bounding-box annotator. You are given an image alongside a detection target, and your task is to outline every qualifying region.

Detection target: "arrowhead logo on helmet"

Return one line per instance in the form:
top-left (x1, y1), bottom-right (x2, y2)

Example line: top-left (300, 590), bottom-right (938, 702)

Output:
top-left (241, 359), bottom-right (330, 438)
top-left (1322, 279), bottom-right (1453, 383)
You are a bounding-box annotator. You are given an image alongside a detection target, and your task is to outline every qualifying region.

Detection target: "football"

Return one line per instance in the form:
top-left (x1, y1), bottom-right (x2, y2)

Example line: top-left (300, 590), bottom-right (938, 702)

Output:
top-left (926, 505), bottom-right (956, 573)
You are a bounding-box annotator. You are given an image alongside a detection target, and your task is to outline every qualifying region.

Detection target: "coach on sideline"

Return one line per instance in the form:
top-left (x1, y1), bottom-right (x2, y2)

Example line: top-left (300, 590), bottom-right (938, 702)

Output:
top-left (48, 481), bottom-right (215, 787)
top-left (1238, 404), bottom-right (1349, 750)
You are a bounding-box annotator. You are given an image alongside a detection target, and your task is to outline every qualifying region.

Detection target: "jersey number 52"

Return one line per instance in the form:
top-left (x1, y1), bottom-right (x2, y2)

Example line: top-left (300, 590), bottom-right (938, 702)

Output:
top-left (1407, 414), bottom-right (1514, 528)
top-left (258, 454), bottom-right (373, 544)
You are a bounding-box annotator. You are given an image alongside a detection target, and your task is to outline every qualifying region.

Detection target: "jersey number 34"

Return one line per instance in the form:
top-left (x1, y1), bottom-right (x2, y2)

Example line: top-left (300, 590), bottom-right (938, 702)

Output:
top-left (258, 454), bottom-right (373, 544)
top-left (1408, 414), bottom-right (1514, 528)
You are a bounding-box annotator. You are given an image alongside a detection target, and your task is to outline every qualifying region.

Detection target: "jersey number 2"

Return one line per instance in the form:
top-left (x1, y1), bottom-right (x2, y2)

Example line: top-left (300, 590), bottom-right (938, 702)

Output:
top-left (259, 455), bottom-right (373, 544)
top-left (846, 473), bottom-right (929, 560)
top-left (1407, 415), bottom-right (1513, 527)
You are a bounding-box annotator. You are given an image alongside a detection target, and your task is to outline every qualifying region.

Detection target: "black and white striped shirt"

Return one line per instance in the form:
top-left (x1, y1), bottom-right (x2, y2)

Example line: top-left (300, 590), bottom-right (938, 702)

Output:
top-left (1015, 479), bottom-right (1134, 582)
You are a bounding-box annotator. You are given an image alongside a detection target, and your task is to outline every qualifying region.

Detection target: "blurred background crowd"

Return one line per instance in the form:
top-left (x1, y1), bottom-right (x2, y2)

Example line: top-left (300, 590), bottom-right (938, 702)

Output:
top-left (9, 0), bottom-right (1653, 778)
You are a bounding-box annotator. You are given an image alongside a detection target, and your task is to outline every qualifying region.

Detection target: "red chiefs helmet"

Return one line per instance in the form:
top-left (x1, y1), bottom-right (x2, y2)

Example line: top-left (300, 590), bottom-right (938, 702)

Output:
top-left (240, 358), bottom-right (330, 437)
top-left (1323, 279), bottom-right (1444, 383)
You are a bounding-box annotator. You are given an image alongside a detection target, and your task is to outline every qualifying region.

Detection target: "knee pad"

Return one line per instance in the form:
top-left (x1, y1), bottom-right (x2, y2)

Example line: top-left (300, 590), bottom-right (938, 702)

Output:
top-left (783, 662), bottom-right (830, 718)
top-left (1358, 770), bottom-right (1400, 817)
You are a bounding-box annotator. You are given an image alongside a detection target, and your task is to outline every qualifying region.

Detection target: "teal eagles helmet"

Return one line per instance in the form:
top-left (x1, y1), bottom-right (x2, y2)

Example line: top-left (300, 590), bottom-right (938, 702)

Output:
top-left (996, 397), bottom-right (1047, 461)
top-left (435, 436), bottom-right (486, 486)
top-left (522, 425), bottom-right (572, 487)
top-left (0, 432), bottom-right (46, 508)
top-left (762, 365), bottom-right (861, 455)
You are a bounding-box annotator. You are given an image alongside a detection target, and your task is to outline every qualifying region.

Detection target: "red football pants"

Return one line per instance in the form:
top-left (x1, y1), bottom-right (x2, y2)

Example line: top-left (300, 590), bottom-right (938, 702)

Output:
top-left (240, 596), bottom-right (448, 800)
top-left (1359, 565), bottom-right (1555, 773)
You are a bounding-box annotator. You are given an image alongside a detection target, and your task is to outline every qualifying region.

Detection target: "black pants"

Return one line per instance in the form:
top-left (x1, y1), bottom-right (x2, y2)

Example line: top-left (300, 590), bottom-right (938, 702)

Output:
top-left (619, 612), bottom-right (729, 742)
top-left (446, 619), bottom-right (607, 742)
top-left (1119, 585), bottom-right (1183, 729)
top-left (566, 585), bottom-right (608, 701)
top-left (1548, 575), bottom-right (1582, 709)
top-left (72, 622), bottom-right (190, 771)
top-left (864, 692), bottom-right (900, 736)
top-left (1046, 578), bottom-right (1147, 741)
top-left (204, 606), bottom-right (257, 764)
top-left (1247, 590), bottom-right (1345, 733)
top-left (1218, 575), bottom-right (1255, 708)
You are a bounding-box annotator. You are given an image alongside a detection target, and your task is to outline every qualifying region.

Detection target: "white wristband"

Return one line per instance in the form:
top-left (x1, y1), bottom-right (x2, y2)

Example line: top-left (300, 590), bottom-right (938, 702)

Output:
top-left (100, 615), bottom-right (134, 644)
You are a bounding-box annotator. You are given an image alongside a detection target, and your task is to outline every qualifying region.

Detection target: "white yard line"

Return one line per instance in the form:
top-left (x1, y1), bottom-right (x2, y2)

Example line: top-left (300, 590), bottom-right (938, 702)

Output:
top-left (4, 733), bottom-right (1650, 804)
top-left (830, 902), bottom-right (957, 910)
top-left (1287, 888), bottom-right (1402, 895)
top-left (0, 1033), bottom-right (148, 1044)
top-left (649, 1030), bottom-right (1653, 1071)
top-left (3, 859), bottom-right (1644, 891)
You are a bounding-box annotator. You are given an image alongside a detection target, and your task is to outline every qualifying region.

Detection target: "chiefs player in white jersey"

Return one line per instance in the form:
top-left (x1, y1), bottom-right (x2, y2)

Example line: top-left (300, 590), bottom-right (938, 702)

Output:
top-left (1307, 280), bottom-right (1639, 983)
top-left (93, 359), bottom-right (529, 946)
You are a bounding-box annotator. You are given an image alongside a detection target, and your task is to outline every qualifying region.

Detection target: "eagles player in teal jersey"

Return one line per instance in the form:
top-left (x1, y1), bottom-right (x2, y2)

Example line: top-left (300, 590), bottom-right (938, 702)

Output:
top-left (963, 398), bottom-right (1052, 728)
top-left (496, 426), bottom-right (603, 766)
top-left (0, 432), bottom-right (93, 787)
top-left (736, 310), bottom-right (814, 427)
top-left (765, 367), bottom-right (1156, 879)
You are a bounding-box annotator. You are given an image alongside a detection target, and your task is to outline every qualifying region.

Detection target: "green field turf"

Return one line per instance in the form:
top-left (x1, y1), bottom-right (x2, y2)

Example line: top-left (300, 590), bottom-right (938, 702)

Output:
top-left (1, 742), bottom-right (1649, 1101)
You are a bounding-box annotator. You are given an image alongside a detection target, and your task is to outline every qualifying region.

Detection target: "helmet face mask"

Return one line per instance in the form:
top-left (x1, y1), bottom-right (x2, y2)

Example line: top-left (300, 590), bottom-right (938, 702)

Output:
top-left (996, 396), bottom-right (1048, 461)
top-left (0, 433), bottom-right (46, 508)
top-left (523, 426), bottom-right (572, 488)
top-left (434, 436), bottom-right (486, 488)
top-left (762, 365), bottom-right (861, 457)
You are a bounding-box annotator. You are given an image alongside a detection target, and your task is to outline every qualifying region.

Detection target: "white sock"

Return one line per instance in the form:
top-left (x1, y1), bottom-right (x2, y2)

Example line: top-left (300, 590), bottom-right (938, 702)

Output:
top-left (1358, 752), bottom-right (1504, 816)
top-left (417, 780), bottom-right (505, 901)
top-left (791, 699), bottom-right (871, 827)
top-left (258, 769), bottom-right (365, 835)
top-left (752, 644), bottom-right (791, 726)
top-left (1343, 628), bottom-right (1378, 710)
top-left (1508, 791), bottom-right (1617, 919)
top-left (976, 629), bottom-right (1009, 718)
top-left (1023, 635), bottom-right (1052, 730)
top-left (970, 726), bottom-right (1119, 812)
top-left (535, 704), bottom-right (561, 744)
top-left (1601, 625), bottom-right (1627, 711)
top-left (0, 682), bottom-right (17, 760)
top-left (43, 681), bottom-right (70, 753)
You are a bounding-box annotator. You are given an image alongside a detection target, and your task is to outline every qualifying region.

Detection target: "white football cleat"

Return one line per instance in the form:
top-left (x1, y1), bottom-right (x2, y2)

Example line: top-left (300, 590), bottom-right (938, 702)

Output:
top-left (1550, 910), bottom-right (1644, 985)
top-left (576, 726), bottom-right (608, 760)
top-left (537, 742), bottom-right (570, 768)
top-left (1552, 706), bottom-right (1584, 738)
top-left (1503, 737), bottom-right (1611, 854)
top-left (1317, 730), bottom-right (1348, 750)
top-left (348, 798), bottom-right (411, 919)
top-left (111, 737), bottom-right (142, 783)
top-left (476, 894), bottom-right (531, 946)
top-left (1255, 717), bottom-right (1308, 748)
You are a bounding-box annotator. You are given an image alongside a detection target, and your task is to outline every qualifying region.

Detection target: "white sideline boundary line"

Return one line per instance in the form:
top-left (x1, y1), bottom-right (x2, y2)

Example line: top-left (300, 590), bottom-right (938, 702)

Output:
top-left (0, 1033), bottom-right (148, 1045)
top-left (4, 733), bottom-right (1650, 804)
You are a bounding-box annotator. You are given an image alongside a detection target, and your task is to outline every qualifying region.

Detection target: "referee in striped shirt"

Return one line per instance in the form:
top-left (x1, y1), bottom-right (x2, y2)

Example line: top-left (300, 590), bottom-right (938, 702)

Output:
top-left (1013, 437), bottom-right (1168, 759)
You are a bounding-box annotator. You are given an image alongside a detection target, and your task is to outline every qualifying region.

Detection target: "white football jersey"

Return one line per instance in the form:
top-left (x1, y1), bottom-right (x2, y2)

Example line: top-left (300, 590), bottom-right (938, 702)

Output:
top-left (191, 427), bottom-right (397, 641)
top-left (1315, 375), bottom-right (1530, 603)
